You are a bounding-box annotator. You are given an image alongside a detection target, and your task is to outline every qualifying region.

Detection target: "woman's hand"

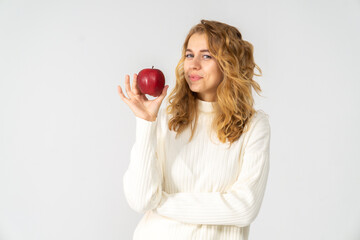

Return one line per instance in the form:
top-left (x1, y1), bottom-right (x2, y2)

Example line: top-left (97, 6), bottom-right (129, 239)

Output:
top-left (118, 74), bottom-right (169, 122)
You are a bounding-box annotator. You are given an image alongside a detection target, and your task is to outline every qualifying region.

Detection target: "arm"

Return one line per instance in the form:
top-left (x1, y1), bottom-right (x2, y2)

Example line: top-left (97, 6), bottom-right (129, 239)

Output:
top-left (154, 115), bottom-right (271, 227)
top-left (122, 115), bottom-right (163, 213)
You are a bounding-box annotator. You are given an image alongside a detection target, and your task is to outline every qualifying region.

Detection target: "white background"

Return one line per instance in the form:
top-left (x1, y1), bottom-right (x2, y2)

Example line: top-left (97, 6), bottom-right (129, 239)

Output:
top-left (1, 0), bottom-right (359, 239)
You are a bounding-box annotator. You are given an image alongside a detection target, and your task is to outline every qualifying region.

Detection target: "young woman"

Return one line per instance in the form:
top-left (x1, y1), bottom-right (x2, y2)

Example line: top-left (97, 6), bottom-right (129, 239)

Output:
top-left (118, 19), bottom-right (271, 240)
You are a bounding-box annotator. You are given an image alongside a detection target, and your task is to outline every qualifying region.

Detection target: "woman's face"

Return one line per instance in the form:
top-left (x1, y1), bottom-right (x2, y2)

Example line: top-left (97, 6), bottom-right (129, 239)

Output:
top-left (184, 33), bottom-right (223, 102)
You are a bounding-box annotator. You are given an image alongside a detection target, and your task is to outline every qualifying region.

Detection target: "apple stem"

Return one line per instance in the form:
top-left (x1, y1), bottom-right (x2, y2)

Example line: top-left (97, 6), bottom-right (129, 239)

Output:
top-left (152, 66), bottom-right (154, 69)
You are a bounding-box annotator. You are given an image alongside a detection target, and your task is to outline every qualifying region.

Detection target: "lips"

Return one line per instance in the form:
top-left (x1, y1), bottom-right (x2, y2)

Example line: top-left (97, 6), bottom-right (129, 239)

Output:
top-left (189, 74), bottom-right (203, 81)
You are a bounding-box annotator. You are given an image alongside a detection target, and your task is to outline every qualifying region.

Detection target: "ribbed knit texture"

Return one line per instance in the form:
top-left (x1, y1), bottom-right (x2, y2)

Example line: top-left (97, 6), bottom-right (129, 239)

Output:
top-left (123, 99), bottom-right (271, 240)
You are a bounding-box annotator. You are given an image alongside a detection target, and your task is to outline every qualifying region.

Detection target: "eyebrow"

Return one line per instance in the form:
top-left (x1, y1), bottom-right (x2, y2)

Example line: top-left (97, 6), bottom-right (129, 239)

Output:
top-left (185, 49), bottom-right (210, 53)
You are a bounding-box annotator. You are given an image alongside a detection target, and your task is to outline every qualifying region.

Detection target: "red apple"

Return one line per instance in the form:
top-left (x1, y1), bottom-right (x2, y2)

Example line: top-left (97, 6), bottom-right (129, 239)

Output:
top-left (137, 66), bottom-right (165, 97)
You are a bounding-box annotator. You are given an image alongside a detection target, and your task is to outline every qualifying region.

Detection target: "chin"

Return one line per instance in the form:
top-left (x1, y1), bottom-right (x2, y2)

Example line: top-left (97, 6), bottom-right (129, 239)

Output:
top-left (188, 85), bottom-right (200, 93)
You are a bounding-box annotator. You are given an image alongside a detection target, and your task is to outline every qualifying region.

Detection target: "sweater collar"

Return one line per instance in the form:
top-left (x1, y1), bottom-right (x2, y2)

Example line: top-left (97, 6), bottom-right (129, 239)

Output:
top-left (196, 98), bottom-right (216, 113)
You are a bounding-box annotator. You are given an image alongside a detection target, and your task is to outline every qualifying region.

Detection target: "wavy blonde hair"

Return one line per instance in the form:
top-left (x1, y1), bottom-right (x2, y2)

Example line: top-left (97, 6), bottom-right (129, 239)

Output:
top-left (166, 19), bottom-right (263, 147)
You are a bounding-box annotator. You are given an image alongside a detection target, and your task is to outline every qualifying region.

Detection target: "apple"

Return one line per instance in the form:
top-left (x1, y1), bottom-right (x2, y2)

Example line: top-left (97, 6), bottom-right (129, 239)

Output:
top-left (137, 66), bottom-right (165, 97)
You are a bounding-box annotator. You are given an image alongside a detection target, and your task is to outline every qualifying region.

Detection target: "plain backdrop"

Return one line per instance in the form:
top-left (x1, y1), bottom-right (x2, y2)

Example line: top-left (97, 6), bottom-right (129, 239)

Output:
top-left (1, 0), bottom-right (359, 239)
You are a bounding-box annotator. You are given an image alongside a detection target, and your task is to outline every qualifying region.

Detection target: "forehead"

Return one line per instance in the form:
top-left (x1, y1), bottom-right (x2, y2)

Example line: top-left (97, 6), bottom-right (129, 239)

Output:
top-left (187, 33), bottom-right (209, 50)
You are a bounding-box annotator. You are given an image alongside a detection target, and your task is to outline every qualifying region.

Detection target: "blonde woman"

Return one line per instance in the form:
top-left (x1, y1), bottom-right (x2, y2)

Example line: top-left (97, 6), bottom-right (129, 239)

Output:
top-left (118, 19), bottom-right (271, 240)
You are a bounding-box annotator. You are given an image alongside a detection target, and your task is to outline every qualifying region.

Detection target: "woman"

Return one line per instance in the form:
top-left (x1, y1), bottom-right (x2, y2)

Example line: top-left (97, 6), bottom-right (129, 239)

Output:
top-left (118, 19), bottom-right (271, 240)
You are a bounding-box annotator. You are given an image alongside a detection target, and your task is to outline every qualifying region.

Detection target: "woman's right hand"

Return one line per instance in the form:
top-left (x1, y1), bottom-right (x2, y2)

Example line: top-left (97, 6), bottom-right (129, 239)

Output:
top-left (117, 74), bottom-right (169, 122)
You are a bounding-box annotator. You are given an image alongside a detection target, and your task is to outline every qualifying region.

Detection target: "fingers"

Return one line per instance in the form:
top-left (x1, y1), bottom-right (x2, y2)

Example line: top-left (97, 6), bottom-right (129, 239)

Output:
top-left (163, 85), bottom-right (169, 95)
top-left (119, 74), bottom-right (144, 104)
top-left (120, 74), bottom-right (167, 103)
top-left (124, 75), bottom-right (134, 98)
top-left (161, 85), bottom-right (169, 97)
top-left (141, 93), bottom-right (149, 101)
top-left (131, 73), bottom-right (141, 95)
top-left (117, 85), bottom-right (130, 104)
top-left (156, 85), bottom-right (169, 101)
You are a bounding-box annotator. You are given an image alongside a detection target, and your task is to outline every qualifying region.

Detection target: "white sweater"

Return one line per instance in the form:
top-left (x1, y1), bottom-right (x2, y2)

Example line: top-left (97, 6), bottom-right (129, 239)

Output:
top-left (123, 98), bottom-right (271, 240)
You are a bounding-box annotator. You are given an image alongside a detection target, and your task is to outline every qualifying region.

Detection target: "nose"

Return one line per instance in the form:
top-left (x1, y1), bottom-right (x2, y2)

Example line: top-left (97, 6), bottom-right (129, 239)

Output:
top-left (190, 55), bottom-right (201, 69)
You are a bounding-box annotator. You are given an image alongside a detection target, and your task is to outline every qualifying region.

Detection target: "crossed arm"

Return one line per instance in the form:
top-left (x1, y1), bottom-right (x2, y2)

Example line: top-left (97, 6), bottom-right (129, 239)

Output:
top-left (123, 113), bottom-right (270, 227)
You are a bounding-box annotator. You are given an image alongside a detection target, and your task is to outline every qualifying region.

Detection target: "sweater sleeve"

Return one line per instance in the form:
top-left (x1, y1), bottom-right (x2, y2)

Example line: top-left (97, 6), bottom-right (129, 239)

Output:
top-left (154, 115), bottom-right (271, 227)
top-left (122, 114), bottom-right (163, 213)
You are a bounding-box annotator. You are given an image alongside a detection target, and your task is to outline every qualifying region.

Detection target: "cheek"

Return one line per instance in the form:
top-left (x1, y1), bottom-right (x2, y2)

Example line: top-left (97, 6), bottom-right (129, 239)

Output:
top-left (183, 60), bottom-right (190, 71)
top-left (208, 64), bottom-right (222, 80)
top-left (183, 64), bottom-right (189, 79)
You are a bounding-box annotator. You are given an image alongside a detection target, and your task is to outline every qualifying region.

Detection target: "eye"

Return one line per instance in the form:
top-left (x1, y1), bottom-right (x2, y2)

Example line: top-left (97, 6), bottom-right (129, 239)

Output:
top-left (185, 53), bottom-right (193, 58)
top-left (203, 55), bottom-right (212, 59)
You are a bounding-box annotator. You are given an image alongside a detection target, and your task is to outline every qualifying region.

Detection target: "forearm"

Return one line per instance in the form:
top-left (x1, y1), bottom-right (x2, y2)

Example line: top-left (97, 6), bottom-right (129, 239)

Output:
top-left (123, 116), bottom-right (163, 213)
top-left (155, 151), bottom-right (270, 227)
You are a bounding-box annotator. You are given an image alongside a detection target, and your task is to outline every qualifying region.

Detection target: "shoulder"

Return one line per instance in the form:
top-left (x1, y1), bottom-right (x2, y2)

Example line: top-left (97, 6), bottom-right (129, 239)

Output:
top-left (253, 109), bottom-right (269, 121)
top-left (243, 109), bottom-right (271, 152)
top-left (245, 109), bottom-right (271, 137)
top-left (249, 110), bottom-right (270, 128)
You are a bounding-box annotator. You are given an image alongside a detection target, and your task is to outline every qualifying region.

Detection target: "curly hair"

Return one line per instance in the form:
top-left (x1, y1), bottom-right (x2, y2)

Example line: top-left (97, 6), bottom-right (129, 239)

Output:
top-left (165, 19), bottom-right (263, 147)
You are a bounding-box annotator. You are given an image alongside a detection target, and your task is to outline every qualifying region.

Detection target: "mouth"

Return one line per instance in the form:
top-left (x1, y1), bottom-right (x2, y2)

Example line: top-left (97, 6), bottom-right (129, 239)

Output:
top-left (189, 75), bottom-right (203, 81)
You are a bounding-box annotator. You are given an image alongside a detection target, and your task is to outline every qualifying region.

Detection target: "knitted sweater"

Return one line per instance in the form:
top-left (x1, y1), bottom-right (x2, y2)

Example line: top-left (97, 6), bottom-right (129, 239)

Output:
top-left (123, 98), bottom-right (271, 240)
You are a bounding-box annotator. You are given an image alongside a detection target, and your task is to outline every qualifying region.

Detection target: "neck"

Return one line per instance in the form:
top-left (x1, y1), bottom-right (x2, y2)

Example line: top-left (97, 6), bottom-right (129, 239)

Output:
top-left (196, 98), bottom-right (216, 113)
